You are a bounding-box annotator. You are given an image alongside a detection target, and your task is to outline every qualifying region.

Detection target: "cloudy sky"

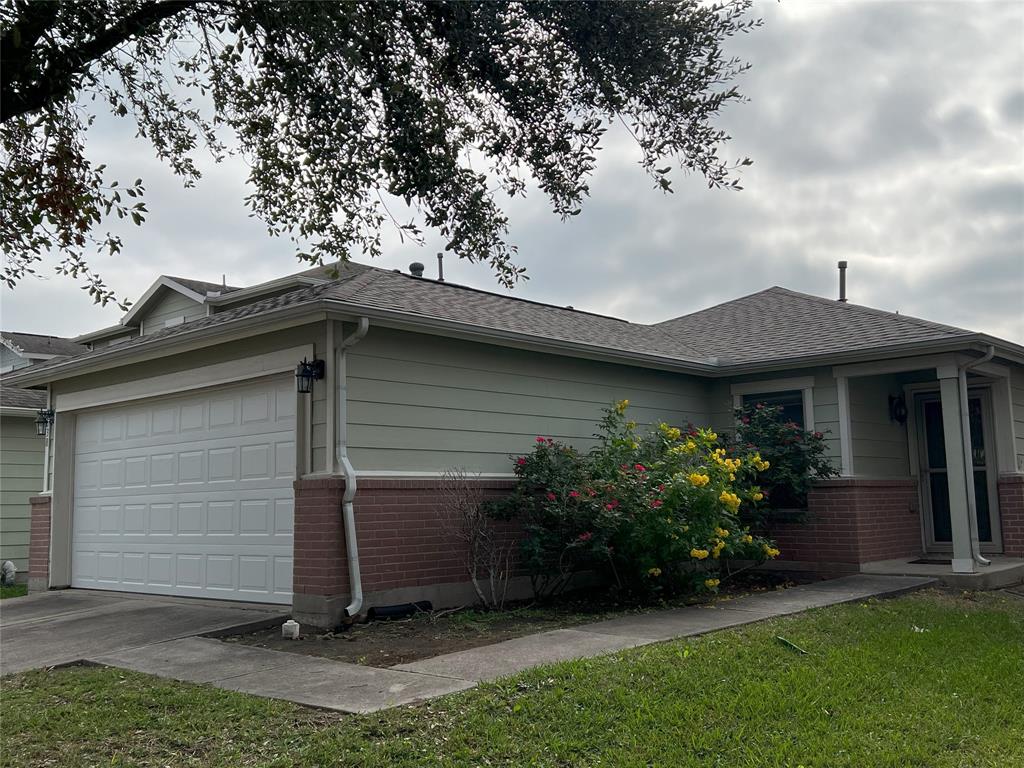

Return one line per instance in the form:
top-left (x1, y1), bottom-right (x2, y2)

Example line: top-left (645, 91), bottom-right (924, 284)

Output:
top-left (3, 0), bottom-right (1023, 343)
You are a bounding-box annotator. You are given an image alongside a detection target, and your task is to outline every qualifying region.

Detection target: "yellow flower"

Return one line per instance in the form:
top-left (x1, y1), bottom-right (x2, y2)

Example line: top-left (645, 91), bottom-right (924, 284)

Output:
top-left (741, 534), bottom-right (754, 544)
top-left (715, 527), bottom-right (730, 538)
top-left (690, 548), bottom-right (709, 560)
top-left (688, 472), bottom-right (710, 487)
top-left (762, 544), bottom-right (780, 558)
top-left (630, 441), bottom-right (640, 450)
top-left (647, 567), bottom-right (662, 577)
top-left (719, 490), bottom-right (741, 512)
top-left (626, 420), bottom-right (637, 430)
top-left (752, 492), bottom-right (764, 502)
top-left (706, 431), bottom-right (718, 442)
top-left (683, 440), bottom-right (697, 453)
top-left (659, 423), bottom-right (682, 441)
top-left (712, 539), bottom-right (726, 558)
top-left (729, 473), bottom-right (736, 481)
top-left (704, 578), bottom-right (720, 589)
top-left (615, 399), bottom-right (630, 414)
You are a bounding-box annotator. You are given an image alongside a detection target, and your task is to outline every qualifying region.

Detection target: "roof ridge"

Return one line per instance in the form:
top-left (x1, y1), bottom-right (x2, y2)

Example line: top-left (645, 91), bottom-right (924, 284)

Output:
top-left (653, 287), bottom-right (780, 325)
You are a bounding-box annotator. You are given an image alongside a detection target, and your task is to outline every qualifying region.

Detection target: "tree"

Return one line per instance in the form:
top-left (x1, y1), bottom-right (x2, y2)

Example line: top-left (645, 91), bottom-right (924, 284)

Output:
top-left (1, 0), bottom-right (758, 307)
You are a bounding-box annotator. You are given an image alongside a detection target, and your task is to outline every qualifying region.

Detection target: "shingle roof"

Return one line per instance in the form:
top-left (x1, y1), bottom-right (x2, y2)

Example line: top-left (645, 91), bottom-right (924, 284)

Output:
top-left (165, 276), bottom-right (243, 295)
top-left (322, 267), bottom-right (709, 363)
top-left (0, 386), bottom-right (47, 409)
top-left (0, 332), bottom-right (86, 357)
top-left (653, 287), bottom-right (974, 364)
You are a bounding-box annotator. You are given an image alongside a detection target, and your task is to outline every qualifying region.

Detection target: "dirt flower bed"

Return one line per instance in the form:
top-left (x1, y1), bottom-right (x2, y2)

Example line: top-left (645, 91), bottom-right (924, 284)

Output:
top-left (225, 571), bottom-right (820, 667)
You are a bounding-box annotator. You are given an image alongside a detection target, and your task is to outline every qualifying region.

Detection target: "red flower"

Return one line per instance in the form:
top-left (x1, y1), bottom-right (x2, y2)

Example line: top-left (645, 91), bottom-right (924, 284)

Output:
top-left (814, 431), bottom-right (824, 439)
top-left (569, 490), bottom-right (580, 499)
top-left (605, 500), bottom-right (620, 510)
top-left (546, 492), bottom-right (557, 501)
top-left (536, 436), bottom-right (547, 443)
top-left (657, 484), bottom-right (666, 492)
top-left (578, 531), bottom-right (593, 542)
top-left (516, 457), bottom-right (527, 466)
top-left (651, 499), bottom-right (663, 508)
top-left (634, 463), bottom-right (646, 472)
top-left (586, 488), bottom-right (597, 497)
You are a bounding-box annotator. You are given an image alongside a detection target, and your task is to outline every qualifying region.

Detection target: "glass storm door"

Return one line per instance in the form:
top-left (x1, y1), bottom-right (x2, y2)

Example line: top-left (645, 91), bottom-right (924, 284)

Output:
top-left (916, 390), bottom-right (1001, 553)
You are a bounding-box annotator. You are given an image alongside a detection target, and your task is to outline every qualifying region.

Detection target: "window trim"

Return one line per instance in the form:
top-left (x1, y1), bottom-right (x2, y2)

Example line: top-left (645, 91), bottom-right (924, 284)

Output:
top-left (731, 376), bottom-right (815, 431)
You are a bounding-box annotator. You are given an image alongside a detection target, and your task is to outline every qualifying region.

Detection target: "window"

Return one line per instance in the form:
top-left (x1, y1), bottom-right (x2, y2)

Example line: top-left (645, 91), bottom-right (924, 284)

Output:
top-left (742, 390), bottom-right (805, 428)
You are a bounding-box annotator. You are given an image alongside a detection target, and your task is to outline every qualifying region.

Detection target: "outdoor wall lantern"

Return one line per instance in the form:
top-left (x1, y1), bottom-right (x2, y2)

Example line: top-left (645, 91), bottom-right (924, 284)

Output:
top-left (295, 358), bottom-right (325, 394)
top-left (35, 408), bottom-right (55, 437)
top-left (888, 394), bottom-right (908, 425)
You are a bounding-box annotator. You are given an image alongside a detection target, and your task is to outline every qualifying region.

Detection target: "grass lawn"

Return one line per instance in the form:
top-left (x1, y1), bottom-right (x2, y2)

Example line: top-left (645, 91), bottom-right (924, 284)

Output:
top-left (2, 590), bottom-right (1022, 768)
top-left (0, 584), bottom-right (27, 599)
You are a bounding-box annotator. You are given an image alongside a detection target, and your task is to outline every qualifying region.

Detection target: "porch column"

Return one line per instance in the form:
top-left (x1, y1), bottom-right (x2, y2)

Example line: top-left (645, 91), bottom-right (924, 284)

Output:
top-left (937, 370), bottom-right (975, 574)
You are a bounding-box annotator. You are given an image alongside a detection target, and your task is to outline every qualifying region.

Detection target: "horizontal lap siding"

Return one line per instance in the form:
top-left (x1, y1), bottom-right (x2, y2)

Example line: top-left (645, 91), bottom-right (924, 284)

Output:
top-left (347, 328), bottom-right (712, 474)
top-left (139, 290), bottom-right (206, 335)
top-left (849, 374), bottom-right (910, 477)
top-left (1, 416), bottom-right (44, 571)
top-left (1011, 367), bottom-right (1024, 471)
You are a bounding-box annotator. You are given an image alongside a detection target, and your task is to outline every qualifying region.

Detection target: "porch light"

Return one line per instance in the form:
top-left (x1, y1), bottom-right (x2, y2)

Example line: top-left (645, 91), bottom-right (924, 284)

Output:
top-left (295, 358), bottom-right (325, 394)
top-left (34, 408), bottom-right (54, 437)
top-left (888, 394), bottom-right (908, 425)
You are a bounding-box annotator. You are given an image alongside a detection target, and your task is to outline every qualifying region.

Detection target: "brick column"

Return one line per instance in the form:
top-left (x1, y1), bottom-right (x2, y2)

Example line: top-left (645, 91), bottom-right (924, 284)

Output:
top-left (28, 495), bottom-right (52, 593)
top-left (998, 474), bottom-right (1024, 557)
top-left (292, 477), bottom-right (349, 628)
top-left (770, 478), bottom-right (921, 567)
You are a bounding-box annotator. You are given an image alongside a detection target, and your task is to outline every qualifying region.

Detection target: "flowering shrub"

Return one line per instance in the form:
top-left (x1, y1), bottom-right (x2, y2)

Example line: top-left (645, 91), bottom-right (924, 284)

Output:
top-left (496, 401), bottom-right (780, 598)
top-left (731, 402), bottom-right (838, 523)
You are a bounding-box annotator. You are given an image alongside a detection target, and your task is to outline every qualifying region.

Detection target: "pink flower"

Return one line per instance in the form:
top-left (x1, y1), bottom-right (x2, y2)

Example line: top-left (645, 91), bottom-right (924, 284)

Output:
top-left (651, 499), bottom-right (663, 508)
top-left (741, 416), bottom-right (750, 424)
top-left (578, 531), bottom-right (593, 542)
top-left (536, 436), bottom-right (547, 443)
top-left (634, 463), bottom-right (646, 472)
top-left (657, 484), bottom-right (666, 492)
top-left (516, 457), bottom-right (527, 466)
top-left (546, 492), bottom-right (557, 501)
top-left (605, 500), bottom-right (620, 510)
top-left (568, 490), bottom-right (580, 499)
top-left (814, 431), bottom-right (824, 439)
top-left (586, 488), bottom-right (597, 497)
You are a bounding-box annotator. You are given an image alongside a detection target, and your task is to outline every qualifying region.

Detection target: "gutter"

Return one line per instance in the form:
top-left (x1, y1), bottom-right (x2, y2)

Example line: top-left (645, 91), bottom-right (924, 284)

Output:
top-left (335, 317), bottom-right (370, 617)
top-left (958, 345), bottom-right (996, 567)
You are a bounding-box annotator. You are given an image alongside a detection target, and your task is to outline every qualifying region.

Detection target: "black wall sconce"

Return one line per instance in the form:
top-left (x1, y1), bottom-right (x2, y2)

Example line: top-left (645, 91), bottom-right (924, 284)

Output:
top-left (35, 408), bottom-right (55, 437)
top-left (295, 358), bottom-right (325, 394)
top-left (888, 394), bottom-right (908, 425)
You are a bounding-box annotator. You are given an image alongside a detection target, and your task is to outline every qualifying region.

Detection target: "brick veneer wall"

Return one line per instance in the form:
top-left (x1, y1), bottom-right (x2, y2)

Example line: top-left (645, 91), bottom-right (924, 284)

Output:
top-left (292, 476), bottom-right (519, 627)
top-left (770, 478), bottom-right (921, 566)
top-left (27, 495), bottom-right (52, 592)
top-left (998, 474), bottom-right (1024, 557)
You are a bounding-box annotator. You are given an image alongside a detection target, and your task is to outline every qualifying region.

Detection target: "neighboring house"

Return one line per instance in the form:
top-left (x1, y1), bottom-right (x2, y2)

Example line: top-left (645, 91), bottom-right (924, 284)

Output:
top-left (0, 386), bottom-right (47, 579)
top-left (1, 332), bottom-right (85, 374)
top-left (6, 261), bottom-right (1023, 627)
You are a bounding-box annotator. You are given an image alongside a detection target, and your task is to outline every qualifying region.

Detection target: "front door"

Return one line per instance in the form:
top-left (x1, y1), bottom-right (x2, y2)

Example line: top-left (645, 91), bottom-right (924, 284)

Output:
top-left (916, 389), bottom-right (1001, 553)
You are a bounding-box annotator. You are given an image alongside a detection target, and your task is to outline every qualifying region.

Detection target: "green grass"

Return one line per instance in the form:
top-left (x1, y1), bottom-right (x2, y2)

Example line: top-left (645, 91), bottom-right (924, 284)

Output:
top-left (0, 584), bottom-right (27, 599)
top-left (2, 590), bottom-right (1022, 768)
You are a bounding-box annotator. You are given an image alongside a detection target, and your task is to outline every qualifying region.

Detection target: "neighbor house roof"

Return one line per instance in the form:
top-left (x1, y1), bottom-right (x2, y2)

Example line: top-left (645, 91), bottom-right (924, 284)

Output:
top-left (0, 386), bottom-right (47, 410)
top-left (6, 260), bottom-right (1020, 388)
top-left (0, 332), bottom-right (87, 358)
top-left (653, 287), bottom-right (977, 365)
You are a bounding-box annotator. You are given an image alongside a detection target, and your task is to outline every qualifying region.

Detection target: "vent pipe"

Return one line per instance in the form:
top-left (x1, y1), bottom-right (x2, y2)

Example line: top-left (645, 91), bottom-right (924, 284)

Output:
top-left (437, 252), bottom-right (444, 282)
top-left (837, 260), bottom-right (848, 302)
top-left (409, 262), bottom-right (425, 278)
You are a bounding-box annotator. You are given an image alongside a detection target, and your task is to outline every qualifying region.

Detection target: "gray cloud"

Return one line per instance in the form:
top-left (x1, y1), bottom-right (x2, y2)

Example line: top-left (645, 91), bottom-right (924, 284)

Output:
top-left (2, 0), bottom-right (1021, 345)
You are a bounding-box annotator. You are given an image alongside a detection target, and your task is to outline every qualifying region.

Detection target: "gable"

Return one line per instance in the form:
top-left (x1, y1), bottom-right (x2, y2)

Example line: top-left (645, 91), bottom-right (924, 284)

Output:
top-left (138, 288), bottom-right (206, 335)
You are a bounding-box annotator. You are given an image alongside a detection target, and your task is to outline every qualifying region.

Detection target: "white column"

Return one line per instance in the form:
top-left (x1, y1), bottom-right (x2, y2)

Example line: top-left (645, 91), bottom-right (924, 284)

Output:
top-left (937, 371), bottom-right (975, 574)
top-left (324, 320), bottom-right (336, 475)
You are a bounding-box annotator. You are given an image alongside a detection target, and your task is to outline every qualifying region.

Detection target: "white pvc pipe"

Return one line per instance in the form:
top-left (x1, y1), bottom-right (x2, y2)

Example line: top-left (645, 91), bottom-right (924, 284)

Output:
top-left (335, 317), bottom-right (370, 617)
top-left (958, 345), bottom-right (995, 567)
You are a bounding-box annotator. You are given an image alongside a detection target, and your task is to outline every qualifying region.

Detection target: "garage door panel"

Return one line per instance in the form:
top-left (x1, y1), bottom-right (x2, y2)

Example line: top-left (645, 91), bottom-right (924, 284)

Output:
top-left (72, 377), bottom-right (294, 604)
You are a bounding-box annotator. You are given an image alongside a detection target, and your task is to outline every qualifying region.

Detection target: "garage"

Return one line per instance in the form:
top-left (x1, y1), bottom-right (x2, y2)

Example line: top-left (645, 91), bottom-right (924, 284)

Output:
top-left (70, 377), bottom-right (296, 604)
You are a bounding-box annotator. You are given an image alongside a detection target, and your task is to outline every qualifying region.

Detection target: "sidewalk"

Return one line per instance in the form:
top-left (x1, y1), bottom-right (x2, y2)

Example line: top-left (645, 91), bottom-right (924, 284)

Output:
top-left (88, 574), bottom-right (935, 713)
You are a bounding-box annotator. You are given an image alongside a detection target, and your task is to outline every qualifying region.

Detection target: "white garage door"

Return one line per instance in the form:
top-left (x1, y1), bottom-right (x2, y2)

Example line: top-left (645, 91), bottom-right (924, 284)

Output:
top-left (71, 377), bottom-right (295, 604)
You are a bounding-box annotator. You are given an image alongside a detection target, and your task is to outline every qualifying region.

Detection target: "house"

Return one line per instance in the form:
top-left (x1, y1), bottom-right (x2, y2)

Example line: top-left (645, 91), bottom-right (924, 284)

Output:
top-left (1, 334), bottom-right (86, 581)
top-left (5, 261), bottom-right (1023, 627)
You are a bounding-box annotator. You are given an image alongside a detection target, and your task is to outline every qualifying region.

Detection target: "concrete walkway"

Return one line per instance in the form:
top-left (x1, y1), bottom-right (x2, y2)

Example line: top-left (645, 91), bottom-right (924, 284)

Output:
top-left (83, 574), bottom-right (934, 712)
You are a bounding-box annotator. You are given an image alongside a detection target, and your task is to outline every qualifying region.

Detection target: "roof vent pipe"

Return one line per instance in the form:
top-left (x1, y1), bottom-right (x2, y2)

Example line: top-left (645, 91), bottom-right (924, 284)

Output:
top-left (837, 260), bottom-right (848, 302)
top-left (409, 262), bottom-right (425, 277)
top-left (436, 252), bottom-right (444, 282)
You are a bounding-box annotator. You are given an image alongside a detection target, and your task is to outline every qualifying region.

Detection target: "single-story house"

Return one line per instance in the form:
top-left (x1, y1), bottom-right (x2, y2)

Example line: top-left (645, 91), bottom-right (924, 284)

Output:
top-left (6, 261), bottom-right (1023, 627)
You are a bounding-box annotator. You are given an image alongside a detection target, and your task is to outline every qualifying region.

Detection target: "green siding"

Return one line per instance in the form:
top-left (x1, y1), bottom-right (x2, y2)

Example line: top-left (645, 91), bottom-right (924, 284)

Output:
top-left (849, 373), bottom-right (910, 477)
top-left (0, 415), bottom-right (44, 572)
top-left (346, 327), bottom-right (713, 473)
top-left (139, 289), bottom-right (206, 335)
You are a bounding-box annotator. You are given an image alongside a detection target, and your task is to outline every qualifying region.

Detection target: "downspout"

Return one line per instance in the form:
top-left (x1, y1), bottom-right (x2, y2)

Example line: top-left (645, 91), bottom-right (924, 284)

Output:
top-left (335, 317), bottom-right (370, 617)
top-left (958, 345), bottom-right (995, 567)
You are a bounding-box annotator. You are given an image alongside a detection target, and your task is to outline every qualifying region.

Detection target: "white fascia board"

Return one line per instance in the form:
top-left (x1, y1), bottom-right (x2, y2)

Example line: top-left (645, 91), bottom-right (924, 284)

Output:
top-left (119, 276), bottom-right (208, 326)
top-left (72, 323), bottom-right (137, 344)
top-left (0, 406), bottom-right (40, 417)
top-left (206, 276), bottom-right (325, 307)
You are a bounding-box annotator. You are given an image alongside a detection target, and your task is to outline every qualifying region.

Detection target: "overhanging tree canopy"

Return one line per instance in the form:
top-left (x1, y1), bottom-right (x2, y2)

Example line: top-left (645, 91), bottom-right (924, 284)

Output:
top-left (1, 0), bottom-right (757, 307)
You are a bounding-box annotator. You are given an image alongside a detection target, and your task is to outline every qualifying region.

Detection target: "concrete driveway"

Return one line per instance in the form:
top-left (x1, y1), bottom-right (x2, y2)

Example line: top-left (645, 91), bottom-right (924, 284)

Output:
top-left (0, 590), bottom-right (288, 675)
